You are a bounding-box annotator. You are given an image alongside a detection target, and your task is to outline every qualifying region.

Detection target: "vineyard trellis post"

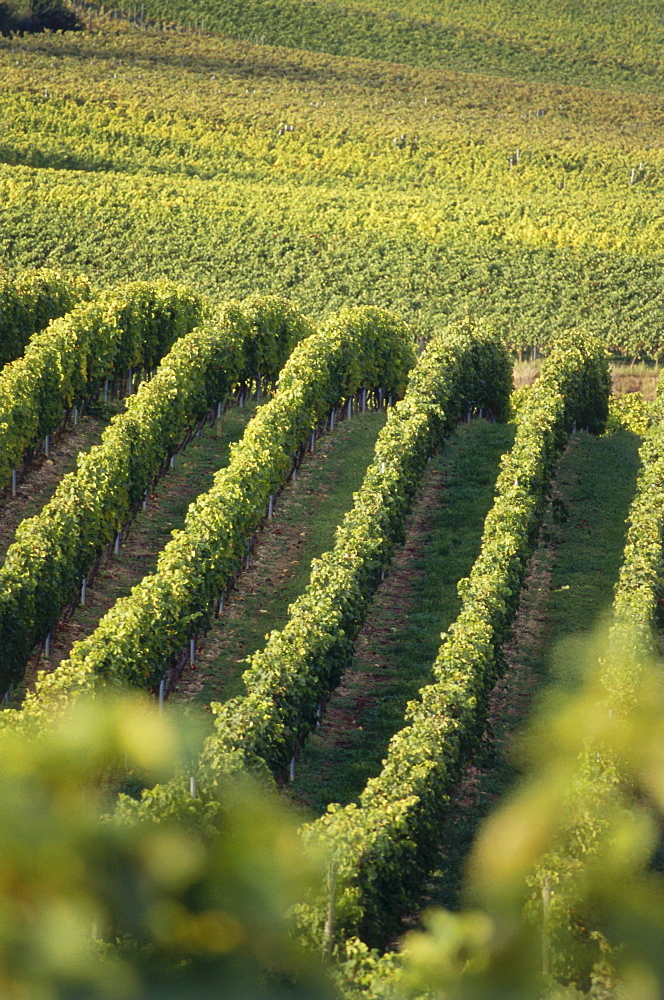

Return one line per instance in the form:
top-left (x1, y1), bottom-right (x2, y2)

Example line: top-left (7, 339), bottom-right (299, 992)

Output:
top-left (322, 861), bottom-right (338, 960)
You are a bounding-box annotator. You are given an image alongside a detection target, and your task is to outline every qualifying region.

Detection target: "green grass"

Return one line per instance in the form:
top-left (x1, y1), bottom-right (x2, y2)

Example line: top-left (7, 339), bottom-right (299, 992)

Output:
top-left (287, 418), bottom-right (515, 815)
top-left (422, 425), bottom-right (643, 914)
top-left (544, 428), bottom-right (644, 690)
top-left (172, 408), bottom-right (387, 707)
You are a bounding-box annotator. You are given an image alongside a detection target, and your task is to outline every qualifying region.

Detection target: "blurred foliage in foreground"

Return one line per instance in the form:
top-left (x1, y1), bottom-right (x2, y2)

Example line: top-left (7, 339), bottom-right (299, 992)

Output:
top-left (3, 628), bottom-right (664, 999)
top-left (0, 693), bottom-right (332, 999)
top-left (363, 628), bottom-right (664, 1000)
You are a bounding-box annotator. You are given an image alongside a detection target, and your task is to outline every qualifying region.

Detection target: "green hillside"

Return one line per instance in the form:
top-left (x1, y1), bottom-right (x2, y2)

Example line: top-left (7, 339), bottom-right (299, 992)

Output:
top-left (1, 17), bottom-right (662, 358)
top-left (99, 0), bottom-right (664, 92)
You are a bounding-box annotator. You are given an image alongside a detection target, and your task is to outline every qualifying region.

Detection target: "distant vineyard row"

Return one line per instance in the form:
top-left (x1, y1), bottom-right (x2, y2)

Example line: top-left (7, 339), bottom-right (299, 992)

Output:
top-left (2, 168), bottom-right (662, 359)
top-left (111, 332), bottom-right (609, 955)
top-left (1, 21), bottom-right (662, 359)
top-left (91, 0), bottom-right (664, 92)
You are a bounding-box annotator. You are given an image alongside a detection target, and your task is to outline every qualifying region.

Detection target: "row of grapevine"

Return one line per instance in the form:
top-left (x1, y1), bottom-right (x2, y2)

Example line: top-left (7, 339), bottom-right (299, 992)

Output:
top-left (290, 336), bottom-right (611, 950)
top-left (0, 269), bottom-right (89, 369)
top-left (196, 321), bottom-right (512, 786)
top-left (0, 296), bottom-right (313, 695)
top-left (525, 375), bottom-right (664, 983)
top-left (107, 323), bottom-right (511, 827)
top-left (604, 379), bottom-right (664, 698)
top-left (9, 306), bottom-right (414, 724)
top-left (2, 14), bottom-right (662, 370)
top-left (0, 281), bottom-right (203, 490)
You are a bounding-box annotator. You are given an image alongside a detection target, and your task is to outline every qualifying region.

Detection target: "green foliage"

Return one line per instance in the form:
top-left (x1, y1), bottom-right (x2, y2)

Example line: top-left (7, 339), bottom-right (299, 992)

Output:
top-left (295, 334), bottom-right (609, 951)
top-left (103, 321), bottom-right (511, 869)
top-left (6, 642), bottom-right (664, 1000)
top-left (0, 24), bottom-right (662, 360)
top-left (99, 0), bottom-right (664, 93)
top-left (605, 392), bottom-right (653, 436)
top-left (510, 369), bottom-right (664, 988)
top-left (0, 280), bottom-right (202, 491)
top-left (0, 0), bottom-right (80, 32)
top-left (359, 361), bottom-right (663, 994)
top-left (291, 419), bottom-right (515, 814)
top-left (595, 369), bottom-right (664, 709)
top-left (0, 690), bottom-right (332, 999)
top-left (198, 319), bottom-right (511, 783)
top-left (29, 0), bottom-right (79, 30)
top-left (187, 408), bottom-right (387, 710)
top-left (0, 294), bottom-right (311, 695)
top-left (8, 305), bottom-right (413, 722)
top-left (0, 268), bottom-right (88, 369)
top-left (331, 401), bottom-right (664, 990)
top-left (390, 634), bottom-right (664, 1000)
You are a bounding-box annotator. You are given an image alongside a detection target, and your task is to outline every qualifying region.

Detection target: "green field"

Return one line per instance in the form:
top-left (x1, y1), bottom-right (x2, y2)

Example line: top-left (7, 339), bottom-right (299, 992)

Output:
top-left (1, 14), bottom-right (663, 356)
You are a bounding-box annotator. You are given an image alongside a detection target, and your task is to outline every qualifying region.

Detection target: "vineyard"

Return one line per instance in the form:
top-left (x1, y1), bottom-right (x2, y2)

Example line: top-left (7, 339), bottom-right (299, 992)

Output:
top-left (1, 3), bottom-right (663, 999)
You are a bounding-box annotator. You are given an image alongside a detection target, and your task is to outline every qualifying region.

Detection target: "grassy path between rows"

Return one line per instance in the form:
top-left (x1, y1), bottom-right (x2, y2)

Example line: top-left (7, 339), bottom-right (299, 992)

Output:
top-left (418, 426), bottom-right (642, 918)
top-left (172, 408), bottom-right (386, 709)
top-left (285, 418), bottom-right (515, 816)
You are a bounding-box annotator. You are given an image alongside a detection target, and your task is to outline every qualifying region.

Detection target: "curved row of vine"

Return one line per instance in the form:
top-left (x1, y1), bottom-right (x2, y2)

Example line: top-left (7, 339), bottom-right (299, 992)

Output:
top-left (290, 335), bottom-right (610, 951)
top-left (107, 320), bottom-right (513, 820)
top-left (196, 320), bottom-right (513, 786)
top-left (0, 295), bottom-right (313, 695)
top-left (603, 379), bottom-right (664, 698)
top-left (0, 269), bottom-right (89, 370)
top-left (523, 374), bottom-right (664, 983)
top-left (7, 305), bottom-right (414, 723)
top-left (0, 280), bottom-right (204, 492)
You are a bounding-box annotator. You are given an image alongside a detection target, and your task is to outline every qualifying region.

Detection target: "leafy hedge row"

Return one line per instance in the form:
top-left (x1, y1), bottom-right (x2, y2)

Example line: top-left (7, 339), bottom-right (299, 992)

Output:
top-left (110, 321), bottom-right (511, 831)
top-left (602, 377), bottom-right (664, 706)
top-left (15, 306), bottom-right (414, 720)
top-left (197, 321), bottom-right (513, 785)
top-left (524, 372), bottom-right (664, 985)
top-left (0, 281), bottom-right (202, 490)
top-left (0, 269), bottom-right (89, 369)
top-left (0, 296), bottom-right (313, 695)
top-left (512, 376), bottom-right (664, 984)
top-left (293, 335), bottom-right (610, 951)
